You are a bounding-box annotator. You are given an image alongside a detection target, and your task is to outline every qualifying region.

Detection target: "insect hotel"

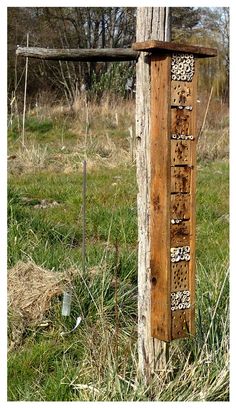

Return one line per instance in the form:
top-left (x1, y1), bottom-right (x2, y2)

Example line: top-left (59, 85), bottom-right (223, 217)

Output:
top-left (133, 40), bottom-right (217, 341)
top-left (16, 38), bottom-right (217, 346)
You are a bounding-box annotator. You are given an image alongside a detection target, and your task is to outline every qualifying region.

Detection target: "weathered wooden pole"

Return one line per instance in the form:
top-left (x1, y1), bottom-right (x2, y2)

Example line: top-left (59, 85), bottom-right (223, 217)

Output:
top-left (135, 6), bottom-right (171, 381)
top-left (16, 47), bottom-right (139, 62)
top-left (135, 9), bottom-right (216, 382)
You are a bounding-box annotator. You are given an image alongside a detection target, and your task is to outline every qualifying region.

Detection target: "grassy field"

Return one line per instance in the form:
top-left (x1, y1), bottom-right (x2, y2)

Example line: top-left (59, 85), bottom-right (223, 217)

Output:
top-left (7, 96), bottom-right (229, 401)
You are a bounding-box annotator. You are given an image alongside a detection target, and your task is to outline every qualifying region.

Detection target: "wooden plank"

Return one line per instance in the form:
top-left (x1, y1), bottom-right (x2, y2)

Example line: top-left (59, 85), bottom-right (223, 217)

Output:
top-left (188, 61), bottom-right (198, 337)
top-left (16, 46), bottom-right (139, 61)
top-left (132, 40), bottom-right (217, 58)
top-left (150, 54), bottom-right (171, 342)
top-left (169, 59), bottom-right (197, 340)
top-left (136, 6), bottom-right (171, 380)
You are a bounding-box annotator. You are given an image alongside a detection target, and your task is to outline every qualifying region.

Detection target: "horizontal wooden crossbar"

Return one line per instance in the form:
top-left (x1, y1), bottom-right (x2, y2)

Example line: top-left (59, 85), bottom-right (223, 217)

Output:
top-left (16, 47), bottom-right (140, 62)
top-left (16, 40), bottom-right (217, 62)
top-left (16, 41), bottom-right (217, 62)
top-left (132, 40), bottom-right (217, 58)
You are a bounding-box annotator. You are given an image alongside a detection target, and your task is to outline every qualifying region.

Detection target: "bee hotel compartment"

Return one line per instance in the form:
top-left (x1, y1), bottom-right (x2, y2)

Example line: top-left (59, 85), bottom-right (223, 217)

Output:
top-left (171, 108), bottom-right (192, 136)
top-left (171, 81), bottom-right (193, 106)
top-left (170, 193), bottom-right (190, 219)
top-left (171, 220), bottom-right (190, 246)
top-left (171, 140), bottom-right (191, 165)
top-left (171, 261), bottom-right (189, 291)
top-left (171, 309), bottom-right (190, 339)
top-left (171, 166), bottom-right (191, 193)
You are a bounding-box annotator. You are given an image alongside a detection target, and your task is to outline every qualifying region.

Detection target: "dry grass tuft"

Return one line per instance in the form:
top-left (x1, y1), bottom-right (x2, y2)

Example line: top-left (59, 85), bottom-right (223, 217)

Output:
top-left (8, 261), bottom-right (76, 350)
top-left (8, 144), bottom-right (49, 175)
top-left (8, 136), bottom-right (134, 175)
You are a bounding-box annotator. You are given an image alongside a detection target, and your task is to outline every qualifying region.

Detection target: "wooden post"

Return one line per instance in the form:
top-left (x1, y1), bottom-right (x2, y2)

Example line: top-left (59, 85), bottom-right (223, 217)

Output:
top-left (149, 54), bottom-right (171, 341)
top-left (135, 7), bottom-right (171, 381)
top-left (134, 31), bottom-right (217, 379)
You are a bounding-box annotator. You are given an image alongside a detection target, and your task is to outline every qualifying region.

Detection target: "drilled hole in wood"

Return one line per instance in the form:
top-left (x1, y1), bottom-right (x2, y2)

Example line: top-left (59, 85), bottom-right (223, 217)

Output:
top-left (151, 277), bottom-right (157, 286)
top-left (171, 308), bottom-right (190, 339)
top-left (171, 81), bottom-right (194, 108)
top-left (171, 194), bottom-right (191, 221)
top-left (171, 167), bottom-right (191, 193)
top-left (171, 261), bottom-right (189, 291)
top-left (171, 220), bottom-right (190, 246)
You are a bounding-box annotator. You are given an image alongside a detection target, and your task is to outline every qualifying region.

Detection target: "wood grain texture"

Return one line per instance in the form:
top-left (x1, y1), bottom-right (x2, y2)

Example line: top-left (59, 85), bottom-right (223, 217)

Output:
top-left (136, 7), bottom-right (171, 379)
top-left (16, 47), bottom-right (139, 61)
top-left (150, 54), bottom-right (171, 341)
top-left (133, 40), bottom-right (217, 57)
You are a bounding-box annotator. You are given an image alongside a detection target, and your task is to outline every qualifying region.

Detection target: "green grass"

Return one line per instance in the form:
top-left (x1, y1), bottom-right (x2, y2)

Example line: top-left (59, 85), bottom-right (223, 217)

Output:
top-left (7, 100), bottom-right (229, 401)
top-left (8, 167), bottom-right (137, 272)
top-left (8, 115), bottom-right (76, 145)
top-left (7, 157), bottom-right (229, 401)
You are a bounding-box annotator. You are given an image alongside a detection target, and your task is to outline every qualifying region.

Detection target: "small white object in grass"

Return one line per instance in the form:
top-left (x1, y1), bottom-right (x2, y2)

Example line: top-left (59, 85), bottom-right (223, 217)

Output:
top-left (60, 316), bottom-right (82, 336)
top-left (61, 291), bottom-right (72, 316)
top-left (71, 382), bottom-right (99, 394)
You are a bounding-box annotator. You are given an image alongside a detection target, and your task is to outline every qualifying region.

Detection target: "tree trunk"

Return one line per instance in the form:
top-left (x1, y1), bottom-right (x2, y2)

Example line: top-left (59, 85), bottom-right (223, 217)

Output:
top-left (136, 7), bottom-right (171, 382)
